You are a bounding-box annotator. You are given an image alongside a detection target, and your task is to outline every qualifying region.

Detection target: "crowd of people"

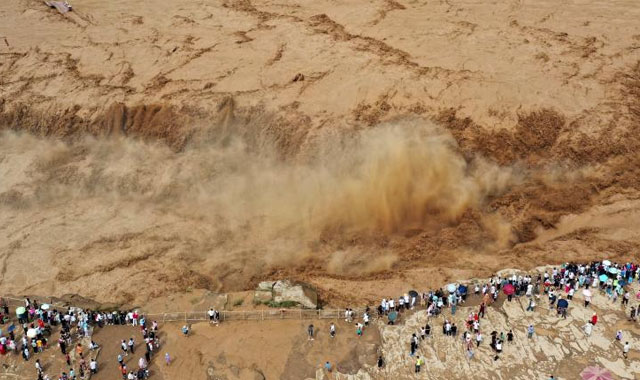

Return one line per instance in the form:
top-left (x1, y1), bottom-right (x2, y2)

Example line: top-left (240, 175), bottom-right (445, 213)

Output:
top-left (1, 259), bottom-right (639, 379)
top-left (0, 297), bottom-right (170, 380)
top-left (367, 260), bottom-right (640, 374)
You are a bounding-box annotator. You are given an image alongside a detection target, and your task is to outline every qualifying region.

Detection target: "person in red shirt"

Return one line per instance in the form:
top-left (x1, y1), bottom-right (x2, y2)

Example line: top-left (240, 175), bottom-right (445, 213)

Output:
top-left (591, 313), bottom-right (598, 325)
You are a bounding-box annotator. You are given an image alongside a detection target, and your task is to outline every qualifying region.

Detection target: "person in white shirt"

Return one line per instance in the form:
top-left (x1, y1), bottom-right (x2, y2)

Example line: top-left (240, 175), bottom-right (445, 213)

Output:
top-left (583, 323), bottom-right (592, 336)
top-left (623, 342), bottom-right (630, 358)
top-left (208, 308), bottom-right (215, 324)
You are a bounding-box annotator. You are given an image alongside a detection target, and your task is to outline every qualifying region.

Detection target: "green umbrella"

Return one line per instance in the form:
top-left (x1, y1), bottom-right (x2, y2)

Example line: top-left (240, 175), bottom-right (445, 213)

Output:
top-left (388, 311), bottom-right (398, 322)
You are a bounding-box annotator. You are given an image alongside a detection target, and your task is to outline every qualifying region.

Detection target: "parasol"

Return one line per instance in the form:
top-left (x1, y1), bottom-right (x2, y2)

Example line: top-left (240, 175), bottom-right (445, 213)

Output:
top-left (602, 260), bottom-right (611, 266)
top-left (26, 328), bottom-right (37, 338)
top-left (408, 290), bottom-right (419, 298)
top-left (557, 299), bottom-right (569, 308)
top-left (388, 311), bottom-right (398, 322)
top-left (582, 289), bottom-right (592, 297)
top-left (41, 304), bottom-right (50, 311)
top-left (580, 366), bottom-right (614, 380)
top-left (458, 285), bottom-right (468, 295)
top-left (15, 307), bottom-right (25, 316)
top-left (503, 284), bottom-right (515, 295)
top-left (446, 284), bottom-right (457, 293)
top-left (608, 267), bottom-right (619, 275)
top-left (7, 324), bottom-right (16, 332)
top-left (599, 274), bottom-right (608, 282)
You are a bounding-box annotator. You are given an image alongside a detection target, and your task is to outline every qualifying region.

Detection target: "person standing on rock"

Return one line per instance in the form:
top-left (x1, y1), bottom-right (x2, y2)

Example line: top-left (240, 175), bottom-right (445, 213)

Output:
top-left (410, 334), bottom-right (417, 356)
top-left (583, 322), bottom-right (593, 336)
top-left (415, 356), bottom-right (423, 373)
top-left (495, 339), bottom-right (503, 354)
top-left (622, 291), bottom-right (630, 306)
top-left (527, 325), bottom-right (534, 339)
top-left (623, 342), bottom-right (630, 359)
top-left (307, 324), bottom-right (314, 341)
top-left (330, 323), bottom-right (336, 338)
top-left (526, 298), bottom-right (536, 312)
top-left (591, 313), bottom-right (598, 325)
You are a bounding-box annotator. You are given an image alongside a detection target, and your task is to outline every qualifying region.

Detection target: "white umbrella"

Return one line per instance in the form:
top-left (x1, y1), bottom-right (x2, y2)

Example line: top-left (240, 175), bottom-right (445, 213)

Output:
top-left (26, 328), bottom-right (37, 338)
top-left (446, 283), bottom-right (457, 293)
top-left (582, 289), bottom-right (592, 297)
top-left (41, 304), bottom-right (50, 310)
top-left (602, 260), bottom-right (611, 266)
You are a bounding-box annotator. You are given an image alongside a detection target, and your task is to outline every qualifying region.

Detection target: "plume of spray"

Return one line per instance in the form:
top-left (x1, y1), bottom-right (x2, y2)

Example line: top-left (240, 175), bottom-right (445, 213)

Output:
top-left (0, 119), bottom-right (521, 281)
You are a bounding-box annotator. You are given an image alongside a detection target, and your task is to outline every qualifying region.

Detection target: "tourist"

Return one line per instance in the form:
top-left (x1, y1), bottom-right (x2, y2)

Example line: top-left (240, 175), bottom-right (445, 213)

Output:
top-left (527, 325), bottom-right (534, 339)
top-left (410, 334), bottom-right (417, 356)
top-left (584, 322), bottom-right (592, 336)
top-left (330, 323), bottom-right (336, 338)
top-left (623, 342), bottom-right (630, 359)
top-left (165, 352), bottom-right (171, 366)
top-left (182, 325), bottom-right (189, 337)
top-left (526, 298), bottom-right (536, 312)
top-left (208, 308), bottom-right (215, 324)
top-left (307, 324), bottom-right (314, 340)
top-left (324, 361), bottom-right (332, 372)
top-left (415, 355), bottom-right (423, 373)
top-left (622, 291), bottom-right (630, 306)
